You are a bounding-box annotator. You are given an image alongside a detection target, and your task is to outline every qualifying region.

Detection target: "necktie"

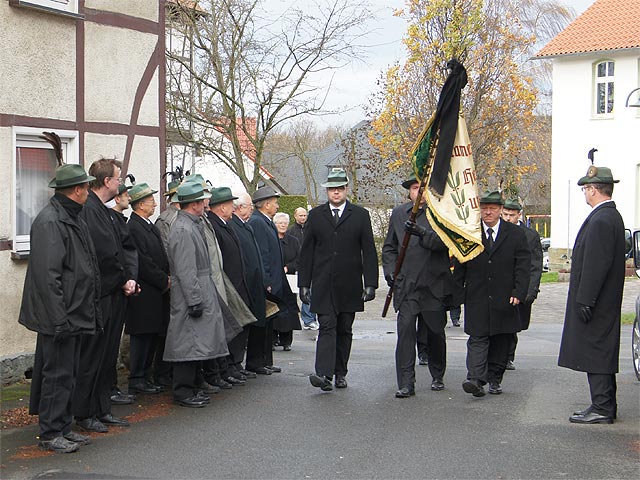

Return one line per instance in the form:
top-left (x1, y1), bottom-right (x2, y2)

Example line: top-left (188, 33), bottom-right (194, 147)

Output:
top-left (332, 208), bottom-right (340, 224)
top-left (486, 227), bottom-right (494, 251)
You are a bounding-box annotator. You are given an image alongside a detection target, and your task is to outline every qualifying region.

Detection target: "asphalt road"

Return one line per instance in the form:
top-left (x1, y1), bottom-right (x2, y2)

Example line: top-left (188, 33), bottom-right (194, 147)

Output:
top-left (1, 279), bottom-right (639, 479)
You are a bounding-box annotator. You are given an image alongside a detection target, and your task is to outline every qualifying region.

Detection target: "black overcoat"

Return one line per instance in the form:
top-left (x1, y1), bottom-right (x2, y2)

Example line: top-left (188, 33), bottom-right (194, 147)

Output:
top-left (558, 201), bottom-right (625, 374)
top-left (280, 233), bottom-right (300, 274)
top-left (247, 210), bottom-right (286, 300)
top-left (517, 221), bottom-right (543, 330)
top-left (298, 201), bottom-right (378, 314)
top-left (454, 219), bottom-right (530, 336)
top-left (230, 214), bottom-right (267, 325)
top-left (125, 213), bottom-right (170, 335)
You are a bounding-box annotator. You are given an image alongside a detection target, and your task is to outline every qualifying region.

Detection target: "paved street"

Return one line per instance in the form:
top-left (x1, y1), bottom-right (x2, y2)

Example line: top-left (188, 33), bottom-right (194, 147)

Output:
top-left (1, 279), bottom-right (639, 479)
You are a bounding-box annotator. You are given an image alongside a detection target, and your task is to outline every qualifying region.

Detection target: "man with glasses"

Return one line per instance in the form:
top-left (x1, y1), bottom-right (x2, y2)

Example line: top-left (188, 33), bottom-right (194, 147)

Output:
top-left (559, 166), bottom-right (625, 424)
top-left (299, 168), bottom-right (378, 391)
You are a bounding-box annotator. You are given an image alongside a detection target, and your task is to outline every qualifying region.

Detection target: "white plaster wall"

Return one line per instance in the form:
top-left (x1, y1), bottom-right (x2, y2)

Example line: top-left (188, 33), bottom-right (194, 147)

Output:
top-left (86, 0), bottom-right (158, 22)
top-left (138, 70), bottom-right (160, 127)
top-left (84, 133), bottom-right (128, 165)
top-left (0, 128), bottom-right (12, 240)
top-left (85, 23), bottom-right (158, 125)
top-left (0, 252), bottom-right (36, 357)
top-left (550, 53), bottom-right (640, 252)
top-left (128, 135), bottom-right (161, 221)
top-left (0, 2), bottom-right (75, 120)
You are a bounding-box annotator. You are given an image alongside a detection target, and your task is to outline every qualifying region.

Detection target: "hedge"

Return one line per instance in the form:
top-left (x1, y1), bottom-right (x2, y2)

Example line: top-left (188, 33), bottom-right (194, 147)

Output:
top-left (278, 195), bottom-right (308, 220)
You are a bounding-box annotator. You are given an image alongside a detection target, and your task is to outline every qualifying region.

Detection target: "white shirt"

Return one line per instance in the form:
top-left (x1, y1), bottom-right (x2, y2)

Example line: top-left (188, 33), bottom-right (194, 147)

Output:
top-left (329, 202), bottom-right (346, 218)
top-left (482, 219), bottom-right (501, 242)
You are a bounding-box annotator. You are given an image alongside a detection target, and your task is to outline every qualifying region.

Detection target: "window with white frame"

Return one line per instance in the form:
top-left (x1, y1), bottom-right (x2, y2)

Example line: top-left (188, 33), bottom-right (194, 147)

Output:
top-left (10, 0), bottom-right (80, 17)
top-left (13, 127), bottom-right (79, 252)
top-left (594, 60), bottom-right (615, 115)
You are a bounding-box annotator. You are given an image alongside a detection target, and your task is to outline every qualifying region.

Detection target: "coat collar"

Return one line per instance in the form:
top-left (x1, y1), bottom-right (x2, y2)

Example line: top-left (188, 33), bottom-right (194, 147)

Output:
top-left (322, 200), bottom-right (353, 227)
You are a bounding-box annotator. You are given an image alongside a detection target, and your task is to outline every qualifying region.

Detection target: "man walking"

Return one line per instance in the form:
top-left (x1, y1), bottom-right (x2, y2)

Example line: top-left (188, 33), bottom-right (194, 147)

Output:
top-left (299, 168), bottom-right (378, 391)
top-left (559, 166), bottom-right (625, 424)
top-left (19, 163), bottom-right (100, 453)
top-left (288, 207), bottom-right (318, 330)
top-left (382, 174), bottom-right (453, 398)
top-left (454, 190), bottom-right (530, 397)
top-left (502, 198), bottom-right (543, 370)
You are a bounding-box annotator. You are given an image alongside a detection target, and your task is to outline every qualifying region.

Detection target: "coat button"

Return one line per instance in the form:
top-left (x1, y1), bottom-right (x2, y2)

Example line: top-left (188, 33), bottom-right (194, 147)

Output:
top-left (488, 260), bottom-right (492, 264)
top-left (488, 296), bottom-right (493, 300)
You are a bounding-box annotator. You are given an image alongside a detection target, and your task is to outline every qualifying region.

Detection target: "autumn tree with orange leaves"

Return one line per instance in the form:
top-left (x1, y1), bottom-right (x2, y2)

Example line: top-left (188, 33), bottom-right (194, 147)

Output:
top-left (369, 0), bottom-right (572, 205)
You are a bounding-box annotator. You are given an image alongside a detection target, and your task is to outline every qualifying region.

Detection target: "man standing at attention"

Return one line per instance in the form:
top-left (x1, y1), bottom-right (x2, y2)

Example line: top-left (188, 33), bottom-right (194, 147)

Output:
top-left (20, 162), bottom-right (100, 453)
top-left (299, 168), bottom-right (378, 391)
top-left (454, 190), bottom-right (530, 398)
top-left (559, 166), bottom-right (625, 425)
top-left (382, 173), bottom-right (453, 398)
top-left (288, 207), bottom-right (318, 330)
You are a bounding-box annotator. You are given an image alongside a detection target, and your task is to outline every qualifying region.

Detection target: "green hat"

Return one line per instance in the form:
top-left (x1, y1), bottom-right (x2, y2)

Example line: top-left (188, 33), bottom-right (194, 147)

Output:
top-left (252, 185), bottom-right (280, 203)
top-left (171, 181), bottom-right (211, 204)
top-left (48, 164), bottom-right (95, 189)
top-left (117, 183), bottom-right (132, 196)
top-left (129, 183), bottom-right (158, 203)
top-left (164, 179), bottom-right (181, 197)
top-left (503, 198), bottom-right (522, 211)
top-left (401, 172), bottom-right (419, 189)
top-left (183, 173), bottom-right (210, 190)
top-left (577, 165), bottom-right (619, 186)
top-left (209, 187), bottom-right (238, 206)
top-left (321, 168), bottom-right (349, 188)
top-left (479, 190), bottom-right (504, 205)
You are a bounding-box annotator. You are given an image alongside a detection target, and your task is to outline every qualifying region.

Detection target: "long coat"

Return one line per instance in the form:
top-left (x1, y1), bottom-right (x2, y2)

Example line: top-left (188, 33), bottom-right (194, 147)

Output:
top-left (517, 221), bottom-right (543, 330)
top-left (298, 201), bottom-right (378, 314)
top-left (164, 210), bottom-right (228, 362)
top-left (247, 210), bottom-right (286, 300)
top-left (272, 233), bottom-right (301, 332)
top-left (454, 219), bottom-right (530, 337)
top-left (230, 214), bottom-right (267, 325)
top-left (382, 203), bottom-right (454, 315)
top-left (155, 203), bottom-right (179, 252)
top-left (281, 233), bottom-right (300, 274)
top-left (19, 195), bottom-right (101, 335)
top-left (558, 201), bottom-right (625, 374)
top-left (126, 212), bottom-right (170, 335)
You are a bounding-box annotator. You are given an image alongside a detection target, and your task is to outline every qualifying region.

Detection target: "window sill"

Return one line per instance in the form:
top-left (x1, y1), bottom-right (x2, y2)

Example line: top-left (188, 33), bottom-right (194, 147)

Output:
top-left (9, 0), bottom-right (84, 20)
top-left (11, 251), bottom-right (30, 260)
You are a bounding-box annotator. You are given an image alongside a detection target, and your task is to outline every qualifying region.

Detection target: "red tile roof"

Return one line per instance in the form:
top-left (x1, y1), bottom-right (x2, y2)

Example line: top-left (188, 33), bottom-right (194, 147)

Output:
top-left (536, 0), bottom-right (640, 57)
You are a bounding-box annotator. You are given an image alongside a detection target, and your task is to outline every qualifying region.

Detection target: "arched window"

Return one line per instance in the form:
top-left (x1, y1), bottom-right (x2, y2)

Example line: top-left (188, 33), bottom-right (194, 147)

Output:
top-left (594, 60), bottom-right (614, 115)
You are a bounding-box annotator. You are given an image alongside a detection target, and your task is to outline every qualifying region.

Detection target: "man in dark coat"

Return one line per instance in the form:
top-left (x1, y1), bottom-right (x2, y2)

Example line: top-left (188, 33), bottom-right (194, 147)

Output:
top-left (288, 207), bottom-right (317, 329)
top-left (502, 198), bottom-right (543, 370)
top-left (19, 164), bottom-right (100, 453)
top-left (230, 192), bottom-right (270, 375)
top-left (559, 166), bottom-right (625, 425)
top-left (382, 174), bottom-right (454, 398)
top-left (246, 185), bottom-right (285, 374)
top-left (299, 168), bottom-right (378, 391)
top-left (74, 158), bottom-right (135, 432)
top-left (454, 190), bottom-right (530, 397)
top-left (126, 183), bottom-right (170, 394)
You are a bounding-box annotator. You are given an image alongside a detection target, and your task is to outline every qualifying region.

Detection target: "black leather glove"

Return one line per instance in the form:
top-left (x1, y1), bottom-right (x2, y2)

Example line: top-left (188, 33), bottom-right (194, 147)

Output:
top-left (299, 287), bottom-right (311, 305)
top-left (385, 274), bottom-right (394, 288)
top-left (404, 220), bottom-right (427, 238)
top-left (188, 304), bottom-right (204, 318)
top-left (362, 286), bottom-right (376, 302)
top-left (578, 304), bottom-right (592, 323)
top-left (53, 322), bottom-right (71, 343)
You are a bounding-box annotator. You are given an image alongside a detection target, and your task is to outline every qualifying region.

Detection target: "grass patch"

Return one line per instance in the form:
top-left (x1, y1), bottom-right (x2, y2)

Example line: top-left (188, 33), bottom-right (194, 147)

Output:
top-left (541, 272), bottom-right (559, 283)
top-left (1, 380), bottom-right (31, 404)
top-left (621, 312), bottom-right (636, 325)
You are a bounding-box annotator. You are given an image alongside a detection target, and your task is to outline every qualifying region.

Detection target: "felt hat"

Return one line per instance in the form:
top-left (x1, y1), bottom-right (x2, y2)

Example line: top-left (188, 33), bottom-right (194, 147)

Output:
top-left (577, 166), bottom-right (619, 186)
top-left (209, 186), bottom-right (238, 206)
top-left (129, 183), bottom-right (157, 203)
top-left (171, 181), bottom-right (211, 204)
top-left (164, 179), bottom-right (181, 197)
top-left (48, 164), bottom-right (95, 189)
top-left (321, 168), bottom-right (349, 188)
top-left (401, 172), bottom-right (419, 190)
top-left (479, 190), bottom-right (504, 205)
top-left (183, 173), bottom-right (211, 190)
top-left (503, 198), bottom-right (522, 211)
top-left (252, 185), bottom-right (280, 203)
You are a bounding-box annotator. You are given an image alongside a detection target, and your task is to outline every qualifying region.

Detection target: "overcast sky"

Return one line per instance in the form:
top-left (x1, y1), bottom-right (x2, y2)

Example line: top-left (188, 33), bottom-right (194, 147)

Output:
top-left (297, 0), bottom-right (596, 128)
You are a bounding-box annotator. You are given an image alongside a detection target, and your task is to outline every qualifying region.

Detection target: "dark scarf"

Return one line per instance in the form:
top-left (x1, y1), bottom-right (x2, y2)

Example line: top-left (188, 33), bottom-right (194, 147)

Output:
top-left (54, 192), bottom-right (83, 219)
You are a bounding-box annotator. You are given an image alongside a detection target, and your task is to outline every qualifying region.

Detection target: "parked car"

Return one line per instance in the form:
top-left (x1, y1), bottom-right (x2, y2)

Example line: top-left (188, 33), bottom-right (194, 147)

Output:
top-left (541, 237), bottom-right (550, 272)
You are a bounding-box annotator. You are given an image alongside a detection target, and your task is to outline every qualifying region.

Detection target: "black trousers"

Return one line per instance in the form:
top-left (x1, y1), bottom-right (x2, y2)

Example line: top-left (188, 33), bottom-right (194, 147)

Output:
top-left (315, 312), bottom-right (356, 378)
top-left (227, 326), bottom-right (250, 370)
top-left (274, 330), bottom-right (293, 348)
top-left (587, 373), bottom-right (617, 417)
top-left (466, 333), bottom-right (511, 385)
top-left (73, 292), bottom-right (125, 419)
top-left (128, 334), bottom-right (155, 386)
top-left (172, 361), bottom-right (200, 401)
top-left (245, 320), bottom-right (274, 370)
top-left (416, 315), bottom-right (429, 360)
top-left (29, 334), bottom-right (81, 440)
top-left (152, 335), bottom-right (171, 382)
top-left (396, 309), bottom-right (446, 388)
top-left (508, 333), bottom-right (518, 362)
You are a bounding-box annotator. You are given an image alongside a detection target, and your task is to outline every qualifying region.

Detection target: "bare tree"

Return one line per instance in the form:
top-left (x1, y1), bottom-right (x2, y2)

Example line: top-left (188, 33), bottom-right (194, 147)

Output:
top-left (166, 0), bottom-right (372, 193)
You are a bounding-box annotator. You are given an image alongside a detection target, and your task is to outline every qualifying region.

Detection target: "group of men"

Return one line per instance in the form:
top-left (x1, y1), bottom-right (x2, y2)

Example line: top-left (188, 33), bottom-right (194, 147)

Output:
top-left (19, 156), bottom-right (626, 453)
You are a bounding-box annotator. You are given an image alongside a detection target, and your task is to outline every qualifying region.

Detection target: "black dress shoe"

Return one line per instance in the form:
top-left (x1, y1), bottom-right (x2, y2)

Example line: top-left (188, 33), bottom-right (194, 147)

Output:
top-left (195, 381), bottom-right (220, 394)
top-left (462, 379), bottom-right (486, 397)
top-left (283, 345), bottom-right (292, 351)
top-left (97, 413), bottom-right (130, 427)
top-left (505, 360), bottom-right (516, 371)
top-left (76, 417), bottom-right (108, 433)
top-left (239, 369), bottom-right (257, 379)
top-left (569, 411), bottom-right (613, 424)
top-left (194, 391), bottom-right (211, 403)
top-left (210, 377), bottom-right (233, 389)
top-left (488, 382), bottom-right (503, 395)
top-left (267, 365), bottom-right (282, 373)
top-left (175, 396), bottom-right (207, 408)
top-left (225, 376), bottom-right (246, 386)
top-left (334, 375), bottom-right (347, 388)
top-left (395, 386), bottom-right (416, 398)
top-left (129, 382), bottom-right (162, 394)
top-left (154, 376), bottom-right (173, 387)
top-left (573, 406), bottom-right (592, 416)
top-left (38, 436), bottom-right (80, 454)
top-left (418, 357), bottom-right (428, 366)
top-left (229, 371), bottom-right (247, 381)
top-left (452, 321), bottom-right (461, 327)
top-left (309, 374), bottom-right (333, 391)
top-left (431, 378), bottom-right (445, 391)
top-left (63, 431), bottom-right (91, 445)
top-left (110, 392), bottom-right (135, 405)
top-left (251, 367), bottom-right (272, 375)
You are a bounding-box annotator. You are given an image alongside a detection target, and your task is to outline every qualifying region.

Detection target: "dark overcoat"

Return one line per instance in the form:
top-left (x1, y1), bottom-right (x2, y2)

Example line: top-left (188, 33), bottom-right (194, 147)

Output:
top-left (298, 201), bottom-right (378, 314)
top-left (558, 201), bottom-right (625, 374)
top-left (272, 233), bottom-right (301, 332)
top-left (517, 221), bottom-right (543, 330)
top-left (247, 210), bottom-right (286, 300)
top-left (126, 212), bottom-right (170, 335)
top-left (230, 214), bottom-right (267, 325)
top-left (281, 233), bottom-right (300, 274)
top-left (454, 219), bottom-right (530, 336)
top-left (382, 203), bottom-right (454, 315)
top-left (19, 195), bottom-right (102, 335)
